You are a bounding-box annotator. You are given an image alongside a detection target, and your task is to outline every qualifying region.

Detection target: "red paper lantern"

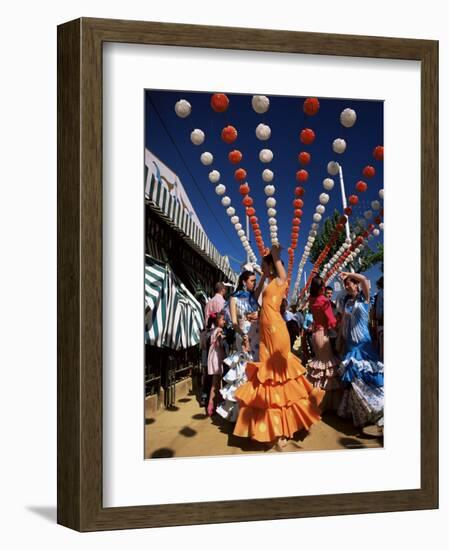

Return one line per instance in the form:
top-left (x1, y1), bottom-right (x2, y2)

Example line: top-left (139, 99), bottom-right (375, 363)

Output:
top-left (235, 168), bottom-right (247, 181)
top-left (252, 223), bottom-right (260, 230)
top-left (356, 236), bottom-right (364, 245)
top-left (211, 93), bottom-right (229, 112)
top-left (363, 165), bottom-right (376, 179)
top-left (298, 151), bottom-right (311, 165)
top-left (374, 216), bottom-right (382, 225)
top-left (300, 128), bottom-right (315, 145)
top-left (363, 231), bottom-right (369, 238)
top-left (339, 215), bottom-right (348, 225)
top-left (291, 243), bottom-right (297, 249)
top-left (249, 215), bottom-right (258, 224)
top-left (239, 183), bottom-right (250, 195)
top-left (293, 199), bottom-right (304, 208)
top-left (355, 180), bottom-right (368, 193)
top-left (349, 195), bottom-right (359, 205)
top-left (303, 97), bottom-right (320, 116)
top-left (373, 145), bottom-right (384, 161)
top-left (242, 196), bottom-right (253, 207)
top-left (221, 125), bottom-right (238, 144)
top-left (228, 149), bottom-right (242, 164)
top-left (368, 223), bottom-right (375, 231)
top-left (344, 206), bottom-right (352, 216)
top-left (292, 226), bottom-right (299, 234)
top-left (246, 207), bottom-right (255, 216)
top-left (288, 247), bottom-right (294, 255)
top-left (296, 169), bottom-right (309, 182)
top-left (294, 186), bottom-right (305, 197)
top-left (292, 218), bottom-right (300, 226)
top-left (254, 229), bottom-right (262, 236)
top-left (294, 208), bottom-right (303, 218)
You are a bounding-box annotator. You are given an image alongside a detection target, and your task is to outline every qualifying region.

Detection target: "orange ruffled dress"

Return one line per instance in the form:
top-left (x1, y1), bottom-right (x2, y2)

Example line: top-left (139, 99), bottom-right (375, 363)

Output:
top-left (233, 279), bottom-right (324, 442)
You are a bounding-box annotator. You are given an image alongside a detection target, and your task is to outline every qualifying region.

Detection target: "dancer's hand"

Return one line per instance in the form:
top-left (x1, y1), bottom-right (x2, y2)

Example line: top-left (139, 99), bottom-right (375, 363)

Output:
top-left (340, 271), bottom-right (350, 281)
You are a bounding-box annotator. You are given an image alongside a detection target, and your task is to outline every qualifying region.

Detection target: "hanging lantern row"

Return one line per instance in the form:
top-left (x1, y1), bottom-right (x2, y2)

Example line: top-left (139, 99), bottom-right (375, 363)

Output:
top-left (294, 106), bottom-right (357, 299)
top-left (322, 216), bottom-right (384, 281)
top-left (321, 224), bottom-right (380, 281)
top-left (291, 171), bottom-right (339, 302)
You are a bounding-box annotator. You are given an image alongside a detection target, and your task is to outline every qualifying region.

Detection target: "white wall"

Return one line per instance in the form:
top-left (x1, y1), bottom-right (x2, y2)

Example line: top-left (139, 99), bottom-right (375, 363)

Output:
top-left (0, 0), bottom-right (446, 547)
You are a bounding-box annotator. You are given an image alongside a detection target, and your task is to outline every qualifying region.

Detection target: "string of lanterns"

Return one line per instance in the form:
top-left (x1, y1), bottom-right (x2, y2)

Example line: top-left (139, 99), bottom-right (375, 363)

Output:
top-left (175, 95), bottom-right (259, 264)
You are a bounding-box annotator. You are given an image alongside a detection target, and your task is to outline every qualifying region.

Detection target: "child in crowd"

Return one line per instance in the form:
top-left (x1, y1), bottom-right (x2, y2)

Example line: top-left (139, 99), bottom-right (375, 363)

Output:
top-left (207, 312), bottom-right (226, 416)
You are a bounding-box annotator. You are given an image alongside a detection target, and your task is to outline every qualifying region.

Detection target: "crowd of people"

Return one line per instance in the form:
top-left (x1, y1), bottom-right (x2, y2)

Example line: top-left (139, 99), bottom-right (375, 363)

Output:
top-left (198, 245), bottom-right (384, 450)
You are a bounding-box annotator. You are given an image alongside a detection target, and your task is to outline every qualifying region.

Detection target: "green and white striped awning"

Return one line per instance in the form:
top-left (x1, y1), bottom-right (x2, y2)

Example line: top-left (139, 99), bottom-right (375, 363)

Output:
top-left (145, 162), bottom-right (237, 284)
top-left (145, 255), bottom-right (204, 350)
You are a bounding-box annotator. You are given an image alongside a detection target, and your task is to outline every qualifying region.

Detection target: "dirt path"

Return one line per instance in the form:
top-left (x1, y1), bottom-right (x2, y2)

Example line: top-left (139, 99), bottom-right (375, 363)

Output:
top-left (145, 391), bottom-right (382, 459)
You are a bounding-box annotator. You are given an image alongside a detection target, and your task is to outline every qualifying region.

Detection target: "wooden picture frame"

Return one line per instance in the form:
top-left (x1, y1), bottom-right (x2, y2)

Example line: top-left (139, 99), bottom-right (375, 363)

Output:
top-left (57, 17), bottom-right (438, 531)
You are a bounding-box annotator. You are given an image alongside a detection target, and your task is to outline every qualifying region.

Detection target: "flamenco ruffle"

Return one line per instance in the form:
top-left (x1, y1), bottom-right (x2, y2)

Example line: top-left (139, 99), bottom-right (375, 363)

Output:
top-left (233, 353), bottom-right (323, 442)
top-left (234, 399), bottom-right (322, 442)
top-left (338, 346), bottom-right (384, 388)
top-left (307, 358), bottom-right (342, 391)
top-left (216, 351), bottom-right (249, 422)
top-left (247, 352), bottom-right (307, 385)
top-left (338, 377), bottom-right (384, 427)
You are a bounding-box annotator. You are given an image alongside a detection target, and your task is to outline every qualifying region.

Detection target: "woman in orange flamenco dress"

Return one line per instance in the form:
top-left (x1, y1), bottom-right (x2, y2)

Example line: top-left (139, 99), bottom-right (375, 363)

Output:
top-left (233, 245), bottom-right (324, 449)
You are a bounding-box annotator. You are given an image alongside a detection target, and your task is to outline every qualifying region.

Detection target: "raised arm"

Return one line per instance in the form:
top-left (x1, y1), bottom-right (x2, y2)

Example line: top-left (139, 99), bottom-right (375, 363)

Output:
top-left (271, 245), bottom-right (287, 285)
top-left (253, 272), bottom-right (267, 302)
top-left (341, 271), bottom-right (370, 302)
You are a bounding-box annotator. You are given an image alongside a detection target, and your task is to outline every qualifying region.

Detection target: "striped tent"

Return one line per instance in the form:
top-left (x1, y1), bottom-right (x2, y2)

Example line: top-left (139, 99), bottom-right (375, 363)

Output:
top-left (145, 149), bottom-right (237, 284)
top-left (145, 255), bottom-right (204, 349)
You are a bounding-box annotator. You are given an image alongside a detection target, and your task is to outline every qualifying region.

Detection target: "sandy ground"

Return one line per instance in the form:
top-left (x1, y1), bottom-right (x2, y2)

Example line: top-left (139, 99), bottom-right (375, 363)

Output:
top-left (145, 389), bottom-right (382, 459)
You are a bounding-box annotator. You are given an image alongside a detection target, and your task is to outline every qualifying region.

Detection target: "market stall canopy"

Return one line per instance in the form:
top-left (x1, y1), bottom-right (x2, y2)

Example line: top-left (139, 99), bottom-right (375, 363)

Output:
top-left (145, 255), bottom-right (204, 350)
top-left (145, 149), bottom-right (237, 283)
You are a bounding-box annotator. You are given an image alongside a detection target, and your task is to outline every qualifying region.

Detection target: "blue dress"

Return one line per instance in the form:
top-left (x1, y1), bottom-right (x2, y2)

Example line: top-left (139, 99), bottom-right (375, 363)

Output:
top-left (216, 290), bottom-right (260, 422)
top-left (337, 292), bottom-right (384, 427)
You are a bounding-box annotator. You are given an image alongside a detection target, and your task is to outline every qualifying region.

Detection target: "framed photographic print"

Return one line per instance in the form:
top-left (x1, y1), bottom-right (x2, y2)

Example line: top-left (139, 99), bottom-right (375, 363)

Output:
top-left (57, 17), bottom-right (438, 531)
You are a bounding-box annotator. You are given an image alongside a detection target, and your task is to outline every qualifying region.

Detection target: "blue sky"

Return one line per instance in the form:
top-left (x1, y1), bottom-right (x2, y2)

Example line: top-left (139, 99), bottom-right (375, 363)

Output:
top-left (144, 89), bottom-right (384, 292)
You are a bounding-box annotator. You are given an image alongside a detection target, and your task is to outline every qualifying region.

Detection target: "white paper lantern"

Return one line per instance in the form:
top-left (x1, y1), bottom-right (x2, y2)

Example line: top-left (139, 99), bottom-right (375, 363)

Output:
top-left (311, 223), bottom-right (319, 230)
top-left (191, 129), bottom-right (205, 145)
top-left (270, 225), bottom-right (278, 233)
top-left (319, 193), bottom-right (330, 205)
top-left (230, 216), bottom-right (239, 225)
top-left (267, 208), bottom-right (277, 217)
top-left (336, 251), bottom-right (342, 257)
top-left (208, 170), bottom-right (220, 183)
top-left (371, 200), bottom-right (381, 211)
top-left (221, 196), bottom-right (231, 207)
top-left (240, 235), bottom-right (247, 242)
top-left (266, 197), bottom-right (276, 208)
top-left (174, 99), bottom-right (191, 118)
top-left (379, 189), bottom-right (384, 199)
top-left (323, 178), bottom-right (335, 191)
top-left (340, 108), bottom-right (357, 128)
top-left (305, 245), bottom-right (311, 251)
top-left (262, 169), bottom-right (274, 182)
top-left (252, 95), bottom-right (270, 114)
top-left (364, 210), bottom-right (373, 220)
top-left (309, 230), bottom-right (317, 237)
top-left (215, 184), bottom-right (226, 195)
top-left (343, 243), bottom-right (350, 250)
top-left (256, 123), bottom-right (271, 140)
top-left (264, 184), bottom-right (275, 196)
top-left (235, 223), bottom-right (242, 231)
top-left (226, 206), bottom-right (236, 216)
top-left (268, 217), bottom-right (277, 225)
top-left (332, 138), bottom-right (347, 154)
top-left (316, 204), bottom-right (326, 214)
top-left (327, 161), bottom-right (340, 176)
top-left (237, 229), bottom-right (245, 237)
top-left (373, 228), bottom-right (380, 237)
top-left (355, 247), bottom-right (361, 254)
top-left (313, 213), bottom-right (322, 223)
top-left (200, 152), bottom-right (214, 166)
top-left (259, 149), bottom-right (273, 163)
top-left (379, 223), bottom-right (384, 231)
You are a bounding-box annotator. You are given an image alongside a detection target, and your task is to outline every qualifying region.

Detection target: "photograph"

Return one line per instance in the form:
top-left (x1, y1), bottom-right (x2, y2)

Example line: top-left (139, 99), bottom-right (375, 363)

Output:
top-left (144, 89), bottom-right (385, 459)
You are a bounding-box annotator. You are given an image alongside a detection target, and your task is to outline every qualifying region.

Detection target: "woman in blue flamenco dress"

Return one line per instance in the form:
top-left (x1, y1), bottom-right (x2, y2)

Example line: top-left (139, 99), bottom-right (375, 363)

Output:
top-left (337, 272), bottom-right (384, 428)
top-left (216, 270), bottom-right (262, 422)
